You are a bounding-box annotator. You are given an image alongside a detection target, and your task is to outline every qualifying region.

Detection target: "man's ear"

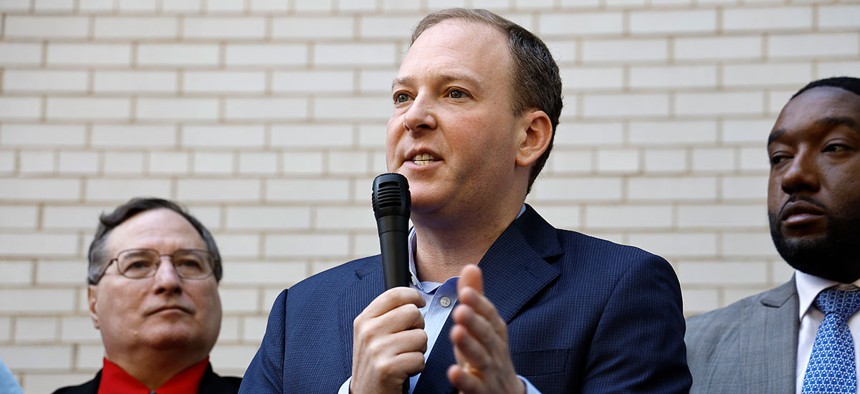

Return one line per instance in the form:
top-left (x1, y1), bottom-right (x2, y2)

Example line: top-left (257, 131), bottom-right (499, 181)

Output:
top-left (515, 110), bottom-right (553, 168)
top-left (88, 285), bottom-right (100, 330)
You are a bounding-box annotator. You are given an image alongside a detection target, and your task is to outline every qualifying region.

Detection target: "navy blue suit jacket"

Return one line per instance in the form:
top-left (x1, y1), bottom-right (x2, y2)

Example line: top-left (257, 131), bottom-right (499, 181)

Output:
top-left (240, 205), bottom-right (691, 393)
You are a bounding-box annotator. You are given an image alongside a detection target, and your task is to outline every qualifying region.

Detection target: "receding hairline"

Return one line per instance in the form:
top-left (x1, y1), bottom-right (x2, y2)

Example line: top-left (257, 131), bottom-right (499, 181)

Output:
top-left (410, 8), bottom-right (514, 44)
top-left (100, 207), bottom-right (207, 255)
top-left (396, 19), bottom-right (512, 89)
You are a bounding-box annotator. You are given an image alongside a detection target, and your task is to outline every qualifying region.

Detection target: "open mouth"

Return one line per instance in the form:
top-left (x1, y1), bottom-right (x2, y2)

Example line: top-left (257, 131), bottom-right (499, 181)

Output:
top-left (411, 153), bottom-right (438, 166)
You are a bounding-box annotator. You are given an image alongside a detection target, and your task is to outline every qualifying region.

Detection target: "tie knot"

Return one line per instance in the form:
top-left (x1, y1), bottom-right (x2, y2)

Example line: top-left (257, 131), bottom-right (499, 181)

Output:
top-left (815, 287), bottom-right (860, 320)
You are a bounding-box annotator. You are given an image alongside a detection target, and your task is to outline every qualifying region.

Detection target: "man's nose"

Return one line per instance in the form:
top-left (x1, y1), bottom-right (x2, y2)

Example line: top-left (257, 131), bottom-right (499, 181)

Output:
top-left (402, 95), bottom-right (437, 132)
top-left (153, 256), bottom-right (182, 294)
top-left (781, 150), bottom-right (820, 194)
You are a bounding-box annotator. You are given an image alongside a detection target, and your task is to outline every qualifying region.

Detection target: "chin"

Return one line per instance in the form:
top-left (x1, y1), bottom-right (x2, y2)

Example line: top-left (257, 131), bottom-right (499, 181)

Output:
top-left (770, 213), bottom-right (860, 283)
top-left (145, 325), bottom-right (210, 349)
top-left (148, 334), bottom-right (199, 350)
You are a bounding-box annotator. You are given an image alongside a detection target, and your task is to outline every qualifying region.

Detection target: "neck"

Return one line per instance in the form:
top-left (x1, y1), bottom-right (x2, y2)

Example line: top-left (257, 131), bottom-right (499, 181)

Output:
top-left (106, 347), bottom-right (206, 389)
top-left (412, 201), bottom-right (523, 283)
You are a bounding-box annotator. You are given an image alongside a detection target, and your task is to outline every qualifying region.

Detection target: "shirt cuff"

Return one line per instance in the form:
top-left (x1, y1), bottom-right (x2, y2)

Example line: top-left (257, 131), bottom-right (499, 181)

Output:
top-left (338, 377), bottom-right (351, 394)
top-left (520, 374), bottom-right (542, 394)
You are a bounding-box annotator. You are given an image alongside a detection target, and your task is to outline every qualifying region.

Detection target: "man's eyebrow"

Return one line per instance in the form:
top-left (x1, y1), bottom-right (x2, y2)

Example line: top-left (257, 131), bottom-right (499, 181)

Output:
top-left (767, 128), bottom-right (785, 147)
top-left (391, 76), bottom-right (413, 90)
top-left (818, 116), bottom-right (860, 134)
top-left (391, 73), bottom-right (481, 90)
top-left (767, 116), bottom-right (860, 146)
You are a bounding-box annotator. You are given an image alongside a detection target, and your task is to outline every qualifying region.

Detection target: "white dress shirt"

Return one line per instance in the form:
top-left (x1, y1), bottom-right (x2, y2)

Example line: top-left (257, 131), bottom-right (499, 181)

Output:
top-left (795, 270), bottom-right (860, 394)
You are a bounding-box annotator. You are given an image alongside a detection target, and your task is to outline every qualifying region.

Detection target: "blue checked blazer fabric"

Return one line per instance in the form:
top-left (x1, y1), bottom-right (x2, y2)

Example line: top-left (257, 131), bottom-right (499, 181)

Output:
top-left (240, 205), bottom-right (692, 393)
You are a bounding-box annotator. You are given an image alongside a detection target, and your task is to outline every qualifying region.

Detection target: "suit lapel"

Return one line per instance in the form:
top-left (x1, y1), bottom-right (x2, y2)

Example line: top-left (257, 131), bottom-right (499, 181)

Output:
top-left (414, 206), bottom-right (562, 393)
top-left (739, 279), bottom-right (798, 393)
top-left (481, 206), bottom-right (562, 323)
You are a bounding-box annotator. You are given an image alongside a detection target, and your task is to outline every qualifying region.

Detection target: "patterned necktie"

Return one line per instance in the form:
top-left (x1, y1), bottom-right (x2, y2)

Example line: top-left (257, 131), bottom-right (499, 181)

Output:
top-left (802, 287), bottom-right (860, 394)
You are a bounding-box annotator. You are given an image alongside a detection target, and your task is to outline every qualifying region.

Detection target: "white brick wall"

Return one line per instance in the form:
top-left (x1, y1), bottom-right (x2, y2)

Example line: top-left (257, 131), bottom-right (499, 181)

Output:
top-left (225, 44), bottom-right (308, 66)
top-left (49, 98), bottom-right (128, 121)
top-left (723, 7), bottom-right (813, 31)
top-left (818, 4), bottom-right (860, 29)
top-left (769, 33), bottom-right (859, 58)
top-left (272, 16), bottom-right (355, 39)
top-left (137, 98), bottom-right (218, 121)
top-left (183, 17), bottom-right (266, 40)
top-left (92, 125), bottom-right (176, 148)
top-left (1, 1), bottom-right (857, 390)
top-left (94, 71), bottom-right (178, 94)
top-left (137, 44), bottom-right (219, 66)
top-left (583, 93), bottom-right (670, 118)
top-left (582, 38), bottom-right (668, 63)
top-left (5, 16), bottom-right (88, 39)
top-left (629, 10), bottom-right (717, 34)
top-left (0, 261), bottom-right (32, 285)
top-left (94, 17), bottom-right (178, 39)
top-left (47, 44), bottom-right (132, 66)
top-left (0, 97), bottom-right (41, 119)
top-left (539, 12), bottom-right (624, 36)
top-left (674, 36), bottom-right (763, 61)
top-left (224, 98), bottom-right (308, 121)
top-left (182, 125), bottom-right (265, 149)
top-left (3, 70), bottom-right (88, 93)
top-left (0, 42), bottom-right (42, 65)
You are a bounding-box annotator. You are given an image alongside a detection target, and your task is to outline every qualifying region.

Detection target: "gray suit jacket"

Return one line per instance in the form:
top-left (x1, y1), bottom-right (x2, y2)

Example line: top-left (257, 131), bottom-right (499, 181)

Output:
top-left (685, 279), bottom-right (799, 394)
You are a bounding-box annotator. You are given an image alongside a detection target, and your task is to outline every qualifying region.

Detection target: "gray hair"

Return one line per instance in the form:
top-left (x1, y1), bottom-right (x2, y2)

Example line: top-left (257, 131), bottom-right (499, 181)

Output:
top-left (87, 197), bottom-right (222, 285)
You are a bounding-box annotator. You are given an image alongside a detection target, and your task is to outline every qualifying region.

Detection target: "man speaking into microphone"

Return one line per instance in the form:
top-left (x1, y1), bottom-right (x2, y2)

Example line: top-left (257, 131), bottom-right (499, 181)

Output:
top-left (240, 8), bottom-right (691, 394)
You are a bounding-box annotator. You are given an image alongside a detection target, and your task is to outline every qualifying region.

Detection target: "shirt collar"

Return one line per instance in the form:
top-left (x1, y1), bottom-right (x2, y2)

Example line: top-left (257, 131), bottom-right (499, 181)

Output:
top-left (99, 356), bottom-right (209, 394)
top-left (795, 270), bottom-right (860, 321)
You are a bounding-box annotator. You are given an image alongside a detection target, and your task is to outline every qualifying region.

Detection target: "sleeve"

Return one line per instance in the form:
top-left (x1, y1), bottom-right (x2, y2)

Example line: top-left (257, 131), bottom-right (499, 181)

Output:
top-left (0, 357), bottom-right (23, 394)
top-left (582, 255), bottom-right (692, 393)
top-left (239, 289), bottom-right (288, 394)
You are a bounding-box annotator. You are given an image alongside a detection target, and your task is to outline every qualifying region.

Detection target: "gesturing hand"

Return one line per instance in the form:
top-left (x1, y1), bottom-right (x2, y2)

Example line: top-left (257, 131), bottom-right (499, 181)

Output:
top-left (447, 265), bottom-right (525, 394)
top-left (351, 287), bottom-right (427, 394)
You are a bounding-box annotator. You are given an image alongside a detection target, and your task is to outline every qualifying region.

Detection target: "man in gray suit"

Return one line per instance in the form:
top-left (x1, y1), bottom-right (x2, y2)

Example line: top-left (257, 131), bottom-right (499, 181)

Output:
top-left (685, 76), bottom-right (860, 393)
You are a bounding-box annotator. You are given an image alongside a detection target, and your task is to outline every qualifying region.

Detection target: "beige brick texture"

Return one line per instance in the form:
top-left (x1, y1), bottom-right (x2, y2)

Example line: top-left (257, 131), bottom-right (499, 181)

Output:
top-left (0, 1), bottom-right (857, 390)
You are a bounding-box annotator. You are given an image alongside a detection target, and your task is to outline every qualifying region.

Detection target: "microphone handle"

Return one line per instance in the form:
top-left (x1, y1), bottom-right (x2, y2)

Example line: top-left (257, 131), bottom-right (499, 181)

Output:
top-left (378, 217), bottom-right (410, 289)
top-left (378, 225), bottom-right (412, 393)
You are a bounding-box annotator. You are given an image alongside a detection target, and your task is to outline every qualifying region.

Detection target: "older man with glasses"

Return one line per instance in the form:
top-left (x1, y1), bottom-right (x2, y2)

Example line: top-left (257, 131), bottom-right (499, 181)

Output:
top-left (54, 197), bottom-right (241, 394)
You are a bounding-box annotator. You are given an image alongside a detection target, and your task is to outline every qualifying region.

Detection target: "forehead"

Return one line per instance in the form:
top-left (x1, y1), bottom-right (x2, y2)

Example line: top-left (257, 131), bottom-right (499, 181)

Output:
top-left (771, 87), bottom-right (860, 139)
top-left (398, 19), bottom-right (511, 86)
top-left (769, 87), bottom-right (860, 148)
top-left (105, 208), bottom-right (206, 254)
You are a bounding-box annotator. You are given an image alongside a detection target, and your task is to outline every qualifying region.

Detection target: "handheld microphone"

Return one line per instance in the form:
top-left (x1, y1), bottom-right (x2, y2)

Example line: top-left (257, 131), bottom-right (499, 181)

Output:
top-left (371, 173), bottom-right (411, 289)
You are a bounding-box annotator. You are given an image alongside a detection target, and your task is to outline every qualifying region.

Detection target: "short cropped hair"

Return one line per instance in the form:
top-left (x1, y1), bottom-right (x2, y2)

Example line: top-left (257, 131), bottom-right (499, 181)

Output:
top-left (791, 76), bottom-right (860, 100)
top-left (87, 197), bottom-right (222, 285)
top-left (412, 8), bottom-right (563, 193)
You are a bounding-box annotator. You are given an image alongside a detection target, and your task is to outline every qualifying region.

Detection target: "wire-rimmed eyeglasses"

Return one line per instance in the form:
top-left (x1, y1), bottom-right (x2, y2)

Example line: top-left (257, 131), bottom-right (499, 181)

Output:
top-left (93, 248), bottom-right (215, 284)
